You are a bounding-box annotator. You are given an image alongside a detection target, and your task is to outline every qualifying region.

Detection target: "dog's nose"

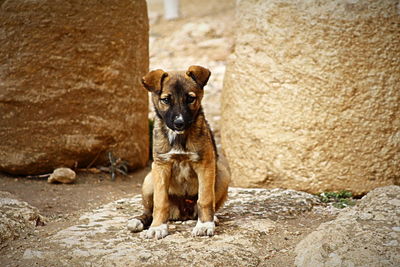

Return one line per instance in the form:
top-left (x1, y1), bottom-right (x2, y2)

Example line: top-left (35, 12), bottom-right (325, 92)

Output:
top-left (173, 117), bottom-right (185, 130)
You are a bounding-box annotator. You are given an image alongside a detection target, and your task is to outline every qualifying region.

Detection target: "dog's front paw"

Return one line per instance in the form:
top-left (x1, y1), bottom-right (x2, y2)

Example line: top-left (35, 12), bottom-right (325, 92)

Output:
top-left (127, 218), bottom-right (144, 232)
top-left (141, 224), bottom-right (168, 239)
top-left (192, 220), bottom-right (215, 237)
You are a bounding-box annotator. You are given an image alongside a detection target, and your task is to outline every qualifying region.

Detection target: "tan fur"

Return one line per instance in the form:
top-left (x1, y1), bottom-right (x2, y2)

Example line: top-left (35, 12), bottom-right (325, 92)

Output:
top-left (135, 66), bottom-right (230, 238)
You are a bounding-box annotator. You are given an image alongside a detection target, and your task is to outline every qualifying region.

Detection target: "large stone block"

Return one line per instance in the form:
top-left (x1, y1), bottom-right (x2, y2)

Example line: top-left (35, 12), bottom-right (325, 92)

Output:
top-left (221, 0), bottom-right (400, 194)
top-left (295, 186), bottom-right (400, 266)
top-left (0, 0), bottom-right (149, 175)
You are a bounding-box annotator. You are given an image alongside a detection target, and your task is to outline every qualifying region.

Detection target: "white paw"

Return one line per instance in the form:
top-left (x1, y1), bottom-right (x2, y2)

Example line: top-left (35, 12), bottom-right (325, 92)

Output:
top-left (127, 218), bottom-right (144, 232)
top-left (141, 224), bottom-right (168, 239)
top-left (192, 220), bottom-right (215, 237)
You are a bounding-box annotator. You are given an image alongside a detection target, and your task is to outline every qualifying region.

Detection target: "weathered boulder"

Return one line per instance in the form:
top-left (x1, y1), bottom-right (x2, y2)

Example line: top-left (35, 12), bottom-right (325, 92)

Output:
top-left (221, 0), bottom-right (400, 194)
top-left (0, 0), bottom-right (149, 175)
top-left (295, 185), bottom-right (400, 267)
top-left (14, 188), bottom-right (324, 266)
top-left (0, 191), bottom-right (44, 246)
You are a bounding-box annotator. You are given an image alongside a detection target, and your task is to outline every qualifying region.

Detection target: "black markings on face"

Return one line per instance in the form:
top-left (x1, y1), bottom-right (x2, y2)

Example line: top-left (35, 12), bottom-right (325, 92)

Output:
top-left (158, 78), bottom-right (200, 132)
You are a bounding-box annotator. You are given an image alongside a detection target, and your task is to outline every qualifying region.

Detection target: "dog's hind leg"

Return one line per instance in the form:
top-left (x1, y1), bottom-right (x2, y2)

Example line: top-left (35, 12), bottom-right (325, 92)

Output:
top-left (209, 161), bottom-right (230, 226)
top-left (215, 161), bottom-right (230, 212)
top-left (127, 172), bottom-right (154, 232)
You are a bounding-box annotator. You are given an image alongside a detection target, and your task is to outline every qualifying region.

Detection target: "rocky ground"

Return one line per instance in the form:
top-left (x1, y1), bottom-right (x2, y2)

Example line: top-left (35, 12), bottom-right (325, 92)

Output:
top-left (295, 186), bottom-right (400, 267)
top-left (0, 0), bottom-right (399, 266)
top-left (1, 184), bottom-right (399, 266)
top-left (0, 186), bottom-right (337, 266)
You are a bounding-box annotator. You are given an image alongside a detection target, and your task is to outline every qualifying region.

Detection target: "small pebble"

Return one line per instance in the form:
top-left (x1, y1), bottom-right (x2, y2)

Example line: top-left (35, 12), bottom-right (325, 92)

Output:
top-left (48, 168), bottom-right (76, 184)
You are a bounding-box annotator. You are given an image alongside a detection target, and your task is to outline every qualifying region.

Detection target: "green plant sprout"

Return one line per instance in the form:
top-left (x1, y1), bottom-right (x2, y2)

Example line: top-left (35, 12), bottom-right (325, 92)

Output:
top-left (319, 190), bottom-right (356, 209)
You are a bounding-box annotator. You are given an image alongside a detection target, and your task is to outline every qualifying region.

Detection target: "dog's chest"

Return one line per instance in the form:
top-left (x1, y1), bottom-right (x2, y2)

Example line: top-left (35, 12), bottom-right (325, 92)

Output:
top-left (169, 161), bottom-right (198, 196)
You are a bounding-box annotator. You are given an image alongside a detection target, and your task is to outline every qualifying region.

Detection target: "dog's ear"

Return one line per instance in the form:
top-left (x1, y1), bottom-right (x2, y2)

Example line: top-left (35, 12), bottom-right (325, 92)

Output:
top-left (141, 69), bottom-right (168, 93)
top-left (186, 65), bottom-right (211, 88)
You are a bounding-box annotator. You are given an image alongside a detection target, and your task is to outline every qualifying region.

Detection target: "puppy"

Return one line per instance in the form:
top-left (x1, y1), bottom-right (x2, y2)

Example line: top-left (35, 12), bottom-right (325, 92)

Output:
top-left (127, 65), bottom-right (230, 239)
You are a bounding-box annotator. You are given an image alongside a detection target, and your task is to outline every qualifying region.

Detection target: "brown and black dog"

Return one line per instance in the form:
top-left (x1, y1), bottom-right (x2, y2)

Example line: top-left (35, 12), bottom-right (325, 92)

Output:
top-left (127, 65), bottom-right (230, 239)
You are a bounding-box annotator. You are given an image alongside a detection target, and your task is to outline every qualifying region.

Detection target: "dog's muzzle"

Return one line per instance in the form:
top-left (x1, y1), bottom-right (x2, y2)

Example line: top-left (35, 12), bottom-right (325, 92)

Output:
top-left (173, 115), bottom-right (185, 131)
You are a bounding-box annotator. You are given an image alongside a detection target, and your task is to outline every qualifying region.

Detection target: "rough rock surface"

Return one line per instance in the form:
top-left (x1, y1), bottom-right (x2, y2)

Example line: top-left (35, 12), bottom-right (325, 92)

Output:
top-left (295, 185), bottom-right (400, 267)
top-left (221, 0), bottom-right (400, 194)
top-left (15, 188), bottom-right (323, 266)
top-left (0, 0), bottom-right (149, 175)
top-left (47, 168), bottom-right (76, 184)
top-left (0, 191), bottom-right (44, 247)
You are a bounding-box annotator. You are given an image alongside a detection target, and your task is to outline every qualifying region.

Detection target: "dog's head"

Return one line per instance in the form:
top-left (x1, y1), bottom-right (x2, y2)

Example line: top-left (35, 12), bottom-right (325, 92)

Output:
top-left (142, 65), bottom-right (211, 133)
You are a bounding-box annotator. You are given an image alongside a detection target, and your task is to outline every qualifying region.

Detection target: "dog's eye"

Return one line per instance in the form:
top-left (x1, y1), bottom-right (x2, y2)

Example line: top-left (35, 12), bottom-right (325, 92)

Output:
top-left (186, 96), bottom-right (196, 104)
top-left (161, 97), bottom-right (170, 105)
